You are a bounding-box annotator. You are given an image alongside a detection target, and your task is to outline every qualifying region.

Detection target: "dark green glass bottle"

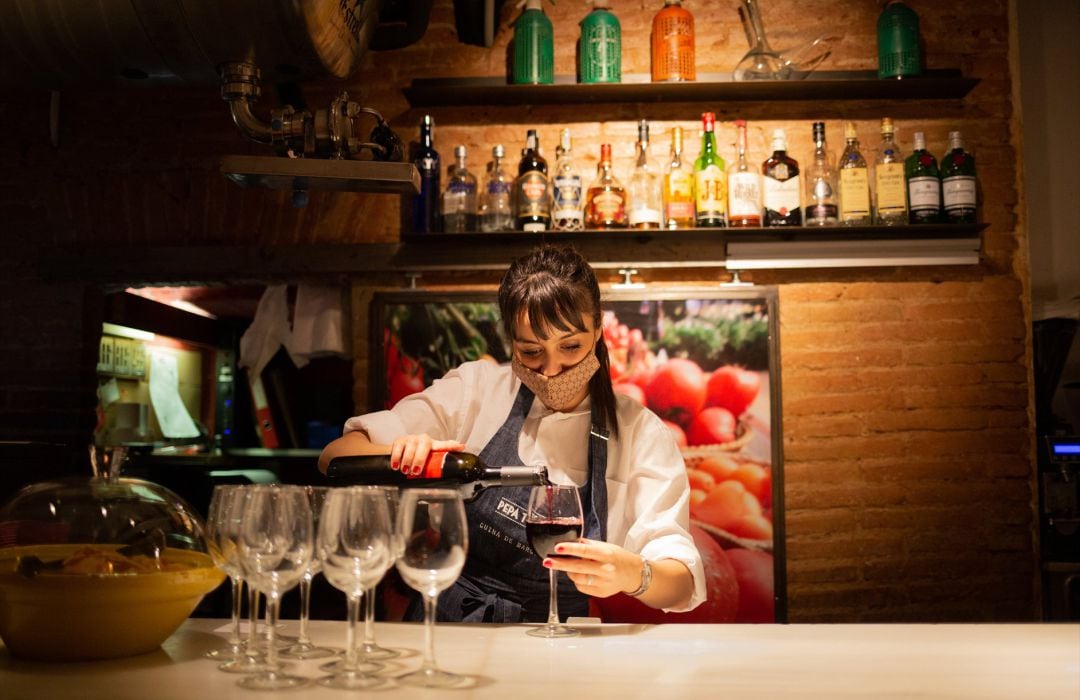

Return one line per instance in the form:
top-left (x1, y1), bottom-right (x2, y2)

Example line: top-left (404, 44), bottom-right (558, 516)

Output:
top-left (941, 131), bottom-right (978, 224)
top-left (877, 1), bottom-right (922, 79)
top-left (905, 131), bottom-right (941, 224)
top-left (513, 0), bottom-right (554, 85)
top-left (579, 0), bottom-right (621, 84)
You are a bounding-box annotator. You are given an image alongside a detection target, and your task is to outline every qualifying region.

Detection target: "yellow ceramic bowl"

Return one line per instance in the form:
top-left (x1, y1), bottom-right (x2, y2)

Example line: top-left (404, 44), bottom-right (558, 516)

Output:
top-left (0, 544), bottom-right (224, 661)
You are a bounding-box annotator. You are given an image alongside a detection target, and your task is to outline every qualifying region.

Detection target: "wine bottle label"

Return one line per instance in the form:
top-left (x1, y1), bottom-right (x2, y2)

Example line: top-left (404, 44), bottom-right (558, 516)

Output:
top-left (942, 175), bottom-right (977, 211)
top-left (416, 452), bottom-right (448, 479)
top-left (590, 190), bottom-right (626, 222)
top-left (728, 172), bottom-right (761, 218)
top-left (487, 180), bottom-right (511, 195)
top-left (516, 170), bottom-right (550, 219)
top-left (763, 174), bottom-right (801, 216)
top-left (908, 176), bottom-right (941, 212)
top-left (694, 165), bottom-right (726, 219)
top-left (875, 162), bottom-right (906, 214)
top-left (839, 168), bottom-right (871, 218)
top-left (628, 206), bottom-right (662, 226)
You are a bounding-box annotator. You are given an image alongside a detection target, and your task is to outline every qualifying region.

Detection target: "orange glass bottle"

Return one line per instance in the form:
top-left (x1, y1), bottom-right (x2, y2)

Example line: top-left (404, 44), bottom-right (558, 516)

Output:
top-left (651, 0), bottom-right (696, 82)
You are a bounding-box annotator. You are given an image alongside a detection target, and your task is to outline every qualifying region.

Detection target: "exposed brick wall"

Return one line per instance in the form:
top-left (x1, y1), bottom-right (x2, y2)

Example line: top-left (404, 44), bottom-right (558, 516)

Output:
top-left (0, 0), bottom-right (1035, 621)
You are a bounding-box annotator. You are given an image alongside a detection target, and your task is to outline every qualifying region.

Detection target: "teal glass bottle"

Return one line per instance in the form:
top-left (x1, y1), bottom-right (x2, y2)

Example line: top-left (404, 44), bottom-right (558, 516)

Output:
top-left (579, 0), bottom-right (621, 84)
top-left (513, 0), bottom-right (554, 85)
top-left (877, 1), bottom-right (922, 79)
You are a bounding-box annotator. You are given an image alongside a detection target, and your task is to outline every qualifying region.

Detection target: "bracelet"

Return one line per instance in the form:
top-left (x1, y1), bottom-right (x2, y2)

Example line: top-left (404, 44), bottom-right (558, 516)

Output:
top-left (627, 558), bottom-right (653, 597)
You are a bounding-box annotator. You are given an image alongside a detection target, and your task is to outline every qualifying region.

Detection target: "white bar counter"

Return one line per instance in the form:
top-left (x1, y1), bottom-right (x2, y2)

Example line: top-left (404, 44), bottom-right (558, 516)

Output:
top-left (2, 619), bottom-right (1078, 699)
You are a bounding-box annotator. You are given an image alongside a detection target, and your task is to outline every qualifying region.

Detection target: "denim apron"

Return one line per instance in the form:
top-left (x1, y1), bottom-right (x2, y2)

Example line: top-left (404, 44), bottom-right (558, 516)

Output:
top-left (423, 383), bottom-right (609, 623)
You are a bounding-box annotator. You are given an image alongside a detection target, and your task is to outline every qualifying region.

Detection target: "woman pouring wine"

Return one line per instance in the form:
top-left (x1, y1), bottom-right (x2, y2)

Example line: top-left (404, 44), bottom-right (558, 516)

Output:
top-left (318, 245), bottom-right (705, 623)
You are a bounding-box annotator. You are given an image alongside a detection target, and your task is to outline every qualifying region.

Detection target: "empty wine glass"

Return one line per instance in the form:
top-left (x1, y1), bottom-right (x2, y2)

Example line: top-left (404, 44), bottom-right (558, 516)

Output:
top-left (213, 486), bottom-right (273, 675)
top-left (395, 488), bottom-right (470, 689)
top-left (317, 486), bottom-right (396, 690)
top-left (235, 485), bottom-right (314, 690)
top-left (280, 485), bottom-right (338, 660)
top-left (524, 484), bottom-right (584, 638)
top-left (358, 486), bottom-right (402, 662)
top-left (204, 485), bottom-right (246, 661)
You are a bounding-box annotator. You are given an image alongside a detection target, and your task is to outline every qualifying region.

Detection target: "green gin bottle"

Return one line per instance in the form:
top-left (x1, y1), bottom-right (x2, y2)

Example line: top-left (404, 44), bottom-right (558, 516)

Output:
top-left (941, 131), bottom-right (977, 224)
top-left (905, 131), bottom-right (941, 224)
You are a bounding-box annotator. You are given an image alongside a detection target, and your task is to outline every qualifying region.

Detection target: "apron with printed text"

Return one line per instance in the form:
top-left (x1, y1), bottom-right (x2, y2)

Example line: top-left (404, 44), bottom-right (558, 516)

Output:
top-left (419, 383), bottom-right (609, 623)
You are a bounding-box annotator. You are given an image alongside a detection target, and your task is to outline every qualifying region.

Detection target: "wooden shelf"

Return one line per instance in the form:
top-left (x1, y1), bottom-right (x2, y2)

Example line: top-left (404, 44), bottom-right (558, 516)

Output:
top-left (44, 225), bottom-right (986, 285)
top-left (403, 70), bottom-right (979, 108)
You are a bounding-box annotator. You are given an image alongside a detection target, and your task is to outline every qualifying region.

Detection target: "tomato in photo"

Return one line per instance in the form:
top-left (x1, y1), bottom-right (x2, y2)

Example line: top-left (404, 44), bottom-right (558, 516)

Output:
top-left (686, 407), bottom-right (737, 446)
top-left (705, 365), bottom-right (762, 418)
top-left (644, 358), bottom-right (707, 427)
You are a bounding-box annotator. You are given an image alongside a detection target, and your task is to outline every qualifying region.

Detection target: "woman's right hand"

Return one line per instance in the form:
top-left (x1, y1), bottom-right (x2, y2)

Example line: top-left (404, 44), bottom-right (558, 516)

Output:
top-left (391, 434), bottom-right (467, 475)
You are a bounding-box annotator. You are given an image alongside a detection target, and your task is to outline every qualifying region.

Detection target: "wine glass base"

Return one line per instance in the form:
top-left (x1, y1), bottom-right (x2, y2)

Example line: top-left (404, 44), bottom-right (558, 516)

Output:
top-left (238, 671), bottom-right (309, 690)
top-left (279, 642), bottom-right (340, 660)
top-left (318, 672), bottom-right (392, 690)
top-left (217, 655), bottom-right (275, 674)
top-left (319, 658), bottom-right (384, 675)
top-left (397, 667), bottom-right (474, 689)
top-left (204, 643), bottom-right (245, 661)
top-left (358, 642), bottom-right (402, 661)
top-left (526, 624), bottom-right (580, 638)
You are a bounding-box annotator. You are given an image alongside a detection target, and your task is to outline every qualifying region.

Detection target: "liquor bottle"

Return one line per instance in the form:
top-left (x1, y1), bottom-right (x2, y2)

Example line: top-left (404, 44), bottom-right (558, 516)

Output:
top-left (579, 0), bottom-right (621, 84)
top-left (762, 128), bottom-right (801, 226)
top-left (513, 0), bottom-right (554, 85)
top-left (804, 122), bottom-right (838, 226)
top-left (326, 451), bottom-right (550, 501)
top-left (663, 126), bottom-right (695, 229)
top-left (480, 144), bottom-right (514, 232)
top-left (874, 117), bottom-right (907, 225)
top-left (551, 129), bottom-right (584, 231)
top-left (584, 143), bottom-right (628, 229)
top-left (694, 112), bottom-right (727, 227)
top-left (941, 131), bottom-right (978, 224)
top-left (838, 122), bottom-right (872, 226)
top-left (627, 120), bottom-right (663, 229)
top-left (412, 114), bottom-right (440, 233)
top-left (877, 1), bottom-right (922, 79)
top-left (727, 119), bottom-right (762, 227)
top-left (441, 145), bottom-right (478, 233)
top-left (651, 0), bottom-right (695, 82)
top-left (905, 131), bottom-right (941, 224)
top-left (515, 129), bottom-right (551, 232)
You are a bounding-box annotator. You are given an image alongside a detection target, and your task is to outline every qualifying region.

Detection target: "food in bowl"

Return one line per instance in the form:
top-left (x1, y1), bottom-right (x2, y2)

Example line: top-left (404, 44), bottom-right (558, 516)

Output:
top-left (0, 543), bottom-right (223, 661)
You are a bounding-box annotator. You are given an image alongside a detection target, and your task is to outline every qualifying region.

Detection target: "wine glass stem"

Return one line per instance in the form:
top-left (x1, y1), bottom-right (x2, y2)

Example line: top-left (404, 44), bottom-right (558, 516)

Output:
top-left (363, 585), bottom-right (377, 645)
top-left (546, 568), bottom-right (560, 627)
top-left (297, 574), bottom-right (312, 645)
top-left (344, 592), bottom-right (361, 670)
top-left (421, 592), bottom-right (438, 673)
top-left (227, 576), bottom-right (242, 645)
top-left (264, 592), bottom-right (280, 672)
top-left (245, 586), bottom-right (260, 654)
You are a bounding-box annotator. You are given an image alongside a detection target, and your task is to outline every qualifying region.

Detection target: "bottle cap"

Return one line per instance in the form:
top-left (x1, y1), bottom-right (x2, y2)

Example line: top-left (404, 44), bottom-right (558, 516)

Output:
top-left (734, 119), bottom-right (746, 128)
top-left (560, 128), bottom-right (572, 150)
top-left (948, 130), bottom-right (964, 148)
top-left (880, 117), bottom-right (895, 135)
top-left (812, 121), bottom-right (825, 140)
top-left (638, 120), bottom-right (650, 142)
top-left (701, 112), bottom-right (716, 130)
top-left (493, 144), bottom-right (505, 158)
top-left (454, 145), bottom-right (467, 158)
top-left (771, 128), bottom-right (787, 151)
top-left (844, 121), bottom-right (858, 139)
top-left (912, 132), bottom-right (926, 150)
top-left (600, 143), bottom-right (612, 161)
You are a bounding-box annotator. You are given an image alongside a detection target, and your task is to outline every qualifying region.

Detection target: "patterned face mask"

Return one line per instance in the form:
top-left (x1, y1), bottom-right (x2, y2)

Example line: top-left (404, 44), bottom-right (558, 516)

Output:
top-left (511, 351), bottom-right (600, 411)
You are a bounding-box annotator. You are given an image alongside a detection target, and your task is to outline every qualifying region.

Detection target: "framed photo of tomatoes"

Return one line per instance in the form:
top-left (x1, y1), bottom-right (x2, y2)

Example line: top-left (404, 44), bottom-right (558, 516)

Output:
top-left (371, 286), bottom-right (784, 623)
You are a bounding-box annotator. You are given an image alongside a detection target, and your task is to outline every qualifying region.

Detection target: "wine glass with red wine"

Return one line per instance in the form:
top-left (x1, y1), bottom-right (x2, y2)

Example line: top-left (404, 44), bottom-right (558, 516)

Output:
top-left (525, 484), bottom-right (584, 638)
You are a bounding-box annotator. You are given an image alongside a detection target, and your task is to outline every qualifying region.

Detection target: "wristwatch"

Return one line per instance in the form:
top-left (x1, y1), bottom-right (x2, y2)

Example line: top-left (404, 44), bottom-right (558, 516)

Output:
top-left (627, 557), bottom-right (653, 597)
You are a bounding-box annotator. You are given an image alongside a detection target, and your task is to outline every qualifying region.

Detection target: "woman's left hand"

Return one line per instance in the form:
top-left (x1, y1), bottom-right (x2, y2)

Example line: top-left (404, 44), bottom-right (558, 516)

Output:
top-left (543, 539), bottom-right (644, 598)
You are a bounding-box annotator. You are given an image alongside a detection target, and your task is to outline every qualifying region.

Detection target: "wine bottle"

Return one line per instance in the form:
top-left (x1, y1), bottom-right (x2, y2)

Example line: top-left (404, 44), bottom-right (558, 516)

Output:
top-left (804, 122), bottom-right (838, 226)
top-left (941, 131), bottom-right (977, 224)
top-left (480, 144), bottom-right (514, 232)
top-left (694, 112), bottom-right (727, 227)
top-left (905, 131), bottom-right (941, 224)
top-left (584, 143), bottom-right (628, 229)
top-left (412, 114), bottom-right (441, 233)
top-left (441, 145), bottom-right (478, 233)
top-left (762, 128), bottom-right (801, 227)
top-left (326, 451), bottom-right (550, 500)
top-left (874, 117), bottom-right (907, 225)
top-left (515, 129), bottom-right (551, 232)
top-left (663, 126), bottom-right (695, 229)
top-left (551, 129), bottom-right (584, 231)
top-left (727, 119), bottom-right (762, 227)
top-left (627, 120), bottom-right (663, 229)
top-left (838, 122), bottom-right (872, 226)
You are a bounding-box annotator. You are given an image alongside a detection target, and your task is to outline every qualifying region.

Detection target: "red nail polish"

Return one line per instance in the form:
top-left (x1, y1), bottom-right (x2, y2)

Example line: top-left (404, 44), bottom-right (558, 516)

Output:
top-left (543, 559), bottom-right (552, 568)
top-left (555, 546), bottom-right (564, 553)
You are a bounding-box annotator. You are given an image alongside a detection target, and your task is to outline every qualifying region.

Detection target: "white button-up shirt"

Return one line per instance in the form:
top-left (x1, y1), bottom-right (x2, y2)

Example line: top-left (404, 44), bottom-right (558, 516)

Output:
top-left (345, 360), bottom-right (706, 612)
